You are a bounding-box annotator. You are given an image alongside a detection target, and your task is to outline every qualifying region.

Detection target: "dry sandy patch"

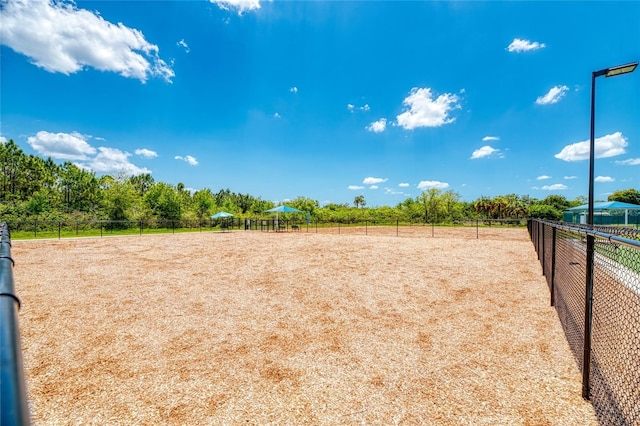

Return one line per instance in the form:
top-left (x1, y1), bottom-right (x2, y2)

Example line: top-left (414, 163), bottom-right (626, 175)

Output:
top-left (12, 228), bottom-right (596, 425)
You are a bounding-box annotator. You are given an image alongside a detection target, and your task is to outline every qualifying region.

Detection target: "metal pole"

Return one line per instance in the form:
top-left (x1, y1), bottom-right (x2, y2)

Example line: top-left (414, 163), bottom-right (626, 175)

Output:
top-left (583, 71), bottom-right (597, 400)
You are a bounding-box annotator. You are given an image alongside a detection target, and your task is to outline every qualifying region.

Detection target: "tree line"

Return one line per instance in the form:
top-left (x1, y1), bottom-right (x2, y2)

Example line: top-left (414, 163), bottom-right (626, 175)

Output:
top-left (2, 139), bottom-right (639, 224)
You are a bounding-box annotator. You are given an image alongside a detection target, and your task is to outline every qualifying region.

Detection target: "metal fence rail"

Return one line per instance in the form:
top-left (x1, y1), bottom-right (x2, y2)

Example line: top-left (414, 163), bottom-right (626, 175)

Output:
top-left (5, 218), bottom-right (527, 240)
top-left (529, 219), bottom-right (640, 425)
top-left (0, 222), bottom-right (31, 425)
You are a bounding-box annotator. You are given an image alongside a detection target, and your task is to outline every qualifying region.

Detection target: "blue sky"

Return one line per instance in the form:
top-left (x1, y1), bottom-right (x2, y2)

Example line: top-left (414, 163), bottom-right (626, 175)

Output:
top-left (1, 0), bottom-right (639, 207)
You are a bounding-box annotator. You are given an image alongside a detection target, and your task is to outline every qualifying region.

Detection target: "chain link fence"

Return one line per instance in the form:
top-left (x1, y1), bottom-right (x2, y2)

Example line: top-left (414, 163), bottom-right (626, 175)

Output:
top-left (4, 218), bottom-right (527, 240)
top-left (529, 219), bottom-right (640, 425)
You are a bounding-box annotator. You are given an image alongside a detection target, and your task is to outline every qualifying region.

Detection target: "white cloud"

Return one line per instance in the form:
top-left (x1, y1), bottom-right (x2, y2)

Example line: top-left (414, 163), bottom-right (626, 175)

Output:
top-left (396, 87), bottom-right (460, 129)
top-left (385, 188), bottom-right (404, 195)
top-left (86, 147), bottom-right (150, 175)
top-left (482, 136), bottom-right (500, 142)
top-left (348, 185), bottom-right (364, 190)
top-left (555, 132), bottom-right (628, 162)
top-left (0, 136), bottom-right (7, 144)
top-left (363, 177), bottom-right (387, 185)
top-left (348, 103), bottom-right (370, 113)
top-left (507, 38), bottom-right (546, 52)
top-left (399, 183), bottom-right (410, 187)
top-left (536, 85), bottom-right (569, 105)
top-left (210, 0), bottom-right (261, 14)
top-left (135, 148), bottom-right (158, 158)
top-left (417, 180), bottom-right (449, 190)
top-left (564, 176), bottom-right (577, 180)
top-left (27, 130), bottom-right (96, 160)
top-left (542, 184), bottom-right (568, 190)
top-left (274, 112), bottom-right (281, 119)
top-left (537, 175), bottom-right (551, 180)
top-left (175, 155), bottom-right (198, 166)
top-left (366, 118), bottom-right (387, 133)
top-left (471, 145), bottom-right (501, 159)
top-left (290, 86), bottom-right (298, 93)
top-left (615, 158), bottom-right (640, 166)
top-left (0, 0), bottom-right (174, 83)
top-left (369, 185), bottom-right (379, 190)
top-left (595, 176), bottom-right (614, 183)
top-left (177, 39), bottom-right (190, 53)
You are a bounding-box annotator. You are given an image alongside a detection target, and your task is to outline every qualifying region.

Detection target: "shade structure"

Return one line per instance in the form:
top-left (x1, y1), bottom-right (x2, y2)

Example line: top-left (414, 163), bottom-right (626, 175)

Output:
top-left (211, 211), bottom-right (234, 218)
top-left (264, 205), bottom-right (303, 231)
top-left (264, 205), bottom-right (303, 213)
top-left (565, 201), bottom-right (640, 225)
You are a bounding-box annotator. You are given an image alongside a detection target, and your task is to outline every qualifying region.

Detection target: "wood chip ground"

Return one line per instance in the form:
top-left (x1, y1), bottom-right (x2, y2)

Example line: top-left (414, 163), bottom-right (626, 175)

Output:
top-left (13, 227), bottom-right (597, 425)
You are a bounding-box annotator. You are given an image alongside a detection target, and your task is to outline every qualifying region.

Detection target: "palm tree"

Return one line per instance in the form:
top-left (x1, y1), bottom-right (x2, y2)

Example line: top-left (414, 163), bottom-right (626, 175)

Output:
top-left (354, 195), bottom-right (366, 208)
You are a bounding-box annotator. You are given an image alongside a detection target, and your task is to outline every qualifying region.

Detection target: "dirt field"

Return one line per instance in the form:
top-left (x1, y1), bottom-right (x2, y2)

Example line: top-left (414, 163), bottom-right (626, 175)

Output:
top-left (12, 227), bottom-right (597, 425)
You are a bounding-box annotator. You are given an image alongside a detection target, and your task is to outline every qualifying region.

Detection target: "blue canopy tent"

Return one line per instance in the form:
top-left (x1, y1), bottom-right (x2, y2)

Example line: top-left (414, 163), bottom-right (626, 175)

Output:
top-left (564, 201), bottom-right (640, 225)
top-left (211, 211), bottom-right (234, 219)
top-left (211, 211), bottom-right (234, 231)
top-left (264, 205), bottom-right (303, 231)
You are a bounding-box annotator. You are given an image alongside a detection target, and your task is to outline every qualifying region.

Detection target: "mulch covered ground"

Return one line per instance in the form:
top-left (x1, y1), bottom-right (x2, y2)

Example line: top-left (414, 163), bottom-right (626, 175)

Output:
top-left (12, 227), bottom-right (597, 425)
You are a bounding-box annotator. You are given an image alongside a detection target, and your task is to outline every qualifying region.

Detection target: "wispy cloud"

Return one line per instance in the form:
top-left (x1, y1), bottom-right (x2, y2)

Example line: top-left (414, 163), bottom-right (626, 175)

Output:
top-left (363, 177), bottom-right (388, 185)
top-left (615, 158), bottom-right (640, 166)
top-left (536, 85), bottom-right (569, 105)
top-left (555, 132), bottom-right (627, 162)
top-left (417, 180), bottom-right (449, 190)
top-left (482, 136), bottom-right (499, 142)
top-left (175, 155), bottom-right (198, 166)
top-left (595, 176), bottom-right (614, 183)
top-left (507, 38), bottom-right (546, 52)
top-left (347, 103), bottom-right (370, 113)
top-left (348, 185), bottom-right (364, 190)
top-left (471, 145), bottom-right (501, 159)
top-left (399, 183), bottom-right (410, 187)
top-left (177, 39), bottom-right (190, 53)
top-left (135, 148), bottom-right (158, 158)
top-left (542, 184), bottom-right (568, 190)
top-left (210, 0), bottom-right (261, 15)
top-left (564, 176), bottom-right (577, 180)
top-left (537, 175), bottom-right (551, 180)
top-left (274, 112), bottom-right (281, 119)
top-left (0, 0), bottom-right (174, 83)
top-left (396, 87), bottom-right (460, 129)
top-left (290, 86), bottom-right (298, 94)
top-left (366, 118), bottom-right (387, 133)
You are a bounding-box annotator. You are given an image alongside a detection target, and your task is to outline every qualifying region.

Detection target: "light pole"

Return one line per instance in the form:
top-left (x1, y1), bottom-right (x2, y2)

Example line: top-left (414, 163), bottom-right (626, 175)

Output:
top-left (583, 61), bottom-right (637, 400)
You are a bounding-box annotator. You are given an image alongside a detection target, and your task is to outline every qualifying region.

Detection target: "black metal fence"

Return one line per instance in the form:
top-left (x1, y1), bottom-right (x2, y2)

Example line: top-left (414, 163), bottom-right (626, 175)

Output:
top-left (4, 218), bottom-right (527, 240)
top-left (0, 222), bottom-right (31, 425)
top-left (528, 219), bottom-right (639, 425)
